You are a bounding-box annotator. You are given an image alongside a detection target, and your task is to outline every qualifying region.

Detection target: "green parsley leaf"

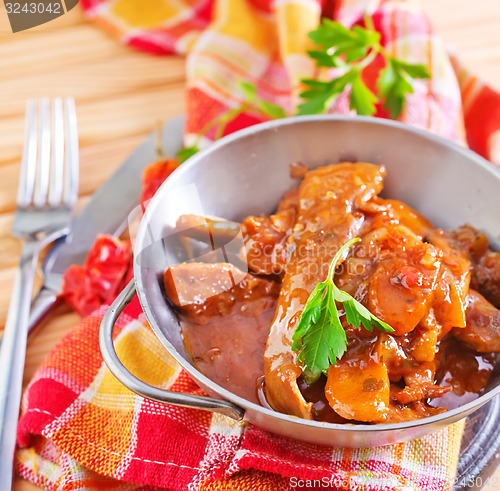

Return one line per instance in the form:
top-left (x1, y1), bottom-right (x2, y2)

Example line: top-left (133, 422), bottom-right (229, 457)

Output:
top-left (307, 49), bottom-right (339, 68)
top-left (291, 237), bottom-right (394, 385)
top-left (297, 72), bottom-right (356, 115)
top-left (345, 45), bottom-right (370, 63)
top-left (296, 81), bottom-right (337, 115)
top-left (308, 19), bottom-right (380, 59)
top-left (175, 145), bottom-right (199, 163)
top-left (301, 18), bottom-right (431, 118)
top-left (257, 100), bottom-right (287, 119)
top-left (391, 58), bottom-right (431, 79)
top-left (239, 80), bottom-right (287, 119)
top-left (350, 74), bottom-right (378, 116)
top-left (377, 58), bottom-right (430, 118)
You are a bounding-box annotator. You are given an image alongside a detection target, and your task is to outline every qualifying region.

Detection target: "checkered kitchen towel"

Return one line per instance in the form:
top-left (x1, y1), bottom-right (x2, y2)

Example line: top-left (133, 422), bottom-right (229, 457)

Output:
top-left (16, 303), bottom-right (465, 490)
top-left (16, 0), bottom-right (500, 489)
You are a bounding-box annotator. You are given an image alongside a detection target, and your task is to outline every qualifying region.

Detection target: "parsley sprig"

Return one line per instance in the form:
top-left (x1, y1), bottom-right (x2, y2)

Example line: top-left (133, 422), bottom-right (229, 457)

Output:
top-left (298, 16), bottom-right (430, 118)
top-left (291, 237), bottom-right (394, 385)
top-left (176, 16), bottom-right (430, 162)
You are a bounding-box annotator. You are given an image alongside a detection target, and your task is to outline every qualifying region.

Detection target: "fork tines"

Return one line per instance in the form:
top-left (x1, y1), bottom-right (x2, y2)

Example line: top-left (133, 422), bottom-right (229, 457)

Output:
top-left (17, 98), bottom-right (79, 209)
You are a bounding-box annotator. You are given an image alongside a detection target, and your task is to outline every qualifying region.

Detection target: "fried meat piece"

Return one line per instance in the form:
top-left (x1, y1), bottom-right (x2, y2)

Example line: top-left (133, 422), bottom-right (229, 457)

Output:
top-left (263, 162), bottom-right (386, 419)
top-left (452, 289), bottom-right (500, 352)
top-left (439, 225), bottom-right (500, 307)
top-left (164, 262), bottom-right (279, 321)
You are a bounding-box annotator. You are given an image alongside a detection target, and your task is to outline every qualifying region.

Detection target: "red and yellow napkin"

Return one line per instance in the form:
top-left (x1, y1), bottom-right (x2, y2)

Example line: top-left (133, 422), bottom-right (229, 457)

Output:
top-left (15, 0), bottom-right (500, 489)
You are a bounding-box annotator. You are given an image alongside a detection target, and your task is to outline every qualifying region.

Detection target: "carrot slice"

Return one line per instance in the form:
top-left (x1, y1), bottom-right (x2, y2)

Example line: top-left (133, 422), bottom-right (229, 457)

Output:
top-left (325, 354), bottom-right (390, 423)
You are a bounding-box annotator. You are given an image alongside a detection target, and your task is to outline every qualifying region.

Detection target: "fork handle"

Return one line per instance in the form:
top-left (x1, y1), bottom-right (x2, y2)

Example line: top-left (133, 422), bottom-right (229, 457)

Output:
top-left (0, 241), bottom-right (39, 487)
top-left (28, 287), bottom-right (60, 332)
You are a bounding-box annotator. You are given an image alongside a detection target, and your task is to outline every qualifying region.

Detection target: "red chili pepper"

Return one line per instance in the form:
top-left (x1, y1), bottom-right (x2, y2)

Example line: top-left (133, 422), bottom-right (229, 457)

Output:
top-left (140, 158), bottom-right (179, 207)
top-left (62, 235), bottom-right (133, 317)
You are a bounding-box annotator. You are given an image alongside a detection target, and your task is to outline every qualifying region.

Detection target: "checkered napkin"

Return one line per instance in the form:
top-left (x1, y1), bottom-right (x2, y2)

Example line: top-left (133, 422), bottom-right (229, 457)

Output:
top-left (15, 0), bottom-right (500, 489)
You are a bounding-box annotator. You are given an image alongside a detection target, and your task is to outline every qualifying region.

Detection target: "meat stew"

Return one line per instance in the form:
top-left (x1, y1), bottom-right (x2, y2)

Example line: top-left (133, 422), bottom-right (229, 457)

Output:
top-left (163, 163), bottom-right (500, 424)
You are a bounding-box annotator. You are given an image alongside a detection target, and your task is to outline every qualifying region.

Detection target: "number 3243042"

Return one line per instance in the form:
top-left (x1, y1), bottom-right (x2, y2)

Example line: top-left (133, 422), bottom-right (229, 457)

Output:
top-left (5, 3), bottom-right (62, 14)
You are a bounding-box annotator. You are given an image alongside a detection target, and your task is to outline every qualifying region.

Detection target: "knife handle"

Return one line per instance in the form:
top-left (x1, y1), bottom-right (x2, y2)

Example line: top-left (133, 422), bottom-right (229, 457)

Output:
top-left (28, 287), bottom-right (60, 333)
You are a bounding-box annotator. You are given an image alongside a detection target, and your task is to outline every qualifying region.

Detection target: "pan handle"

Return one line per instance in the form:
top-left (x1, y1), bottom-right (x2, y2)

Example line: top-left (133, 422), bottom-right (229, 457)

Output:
top-left (99, 280), bottom-right (245, 421)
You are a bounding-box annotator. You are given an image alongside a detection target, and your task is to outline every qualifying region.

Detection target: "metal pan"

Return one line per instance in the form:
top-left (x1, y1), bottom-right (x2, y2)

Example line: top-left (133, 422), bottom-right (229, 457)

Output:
top-left (100, 115), bottom-right (500, 447)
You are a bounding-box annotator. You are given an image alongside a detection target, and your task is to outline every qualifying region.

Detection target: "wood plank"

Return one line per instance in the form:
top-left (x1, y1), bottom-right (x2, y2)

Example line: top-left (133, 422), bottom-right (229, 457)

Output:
top-left (75, 84), bottom-right (185, 144)
top-left (422, 0), bottom-right (500, 89)
top-left (0, 25), bottom-right (125, 84)
top-left (13, 479), bottom-right (38, 491)
top-left (0, 83), bottom-right (185, 166)
top-left (0, 50), bottom-right (185, 117)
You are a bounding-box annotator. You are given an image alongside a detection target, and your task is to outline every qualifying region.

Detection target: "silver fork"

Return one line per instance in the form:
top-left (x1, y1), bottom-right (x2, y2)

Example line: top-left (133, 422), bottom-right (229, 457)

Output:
top-left (0, 98), bottom-right (78, 486)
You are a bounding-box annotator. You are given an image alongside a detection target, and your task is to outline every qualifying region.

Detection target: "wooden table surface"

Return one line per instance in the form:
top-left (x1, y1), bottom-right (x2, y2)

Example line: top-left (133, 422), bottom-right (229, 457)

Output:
top-left (0, 2), bottom-right (499, 489)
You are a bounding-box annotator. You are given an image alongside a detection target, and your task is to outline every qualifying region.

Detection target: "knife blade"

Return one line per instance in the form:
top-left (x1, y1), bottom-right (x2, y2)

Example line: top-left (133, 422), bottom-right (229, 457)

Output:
top-left (28, 115), bottom-right (185, 329)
